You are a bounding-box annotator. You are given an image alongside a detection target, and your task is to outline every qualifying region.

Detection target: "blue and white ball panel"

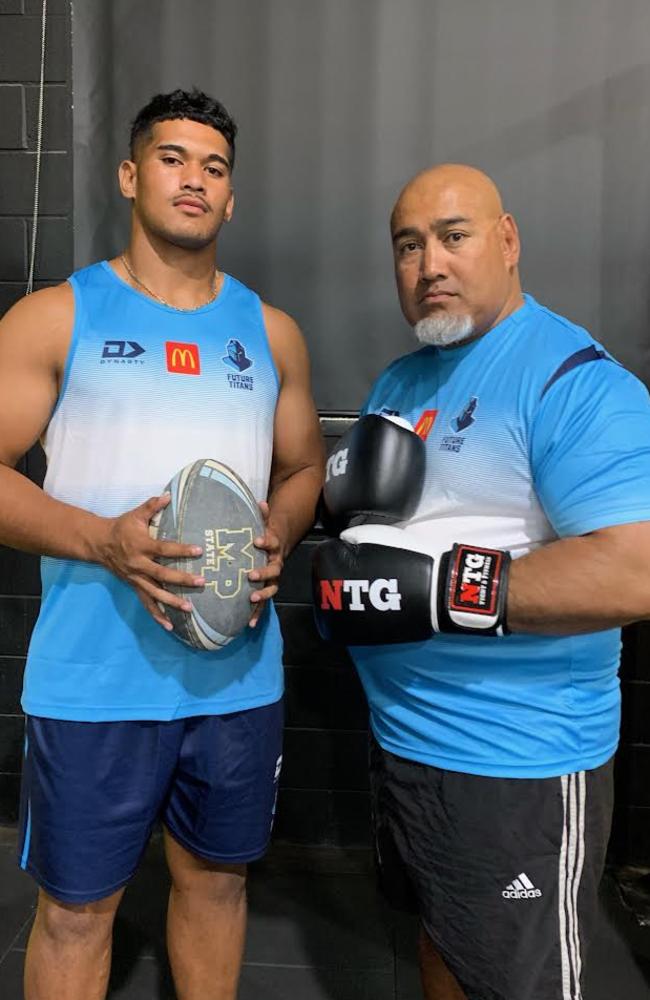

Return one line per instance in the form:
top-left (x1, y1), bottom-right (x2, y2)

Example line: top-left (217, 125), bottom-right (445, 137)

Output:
top-left (353, 295), bottom-right (650, 777)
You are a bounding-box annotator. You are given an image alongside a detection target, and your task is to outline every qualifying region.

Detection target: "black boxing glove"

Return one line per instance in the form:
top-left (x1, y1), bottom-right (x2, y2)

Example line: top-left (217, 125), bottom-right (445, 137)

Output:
top-left (312, 524), bottom-right (510, 644)
top-left (321, 414), bottom-right (426, 534)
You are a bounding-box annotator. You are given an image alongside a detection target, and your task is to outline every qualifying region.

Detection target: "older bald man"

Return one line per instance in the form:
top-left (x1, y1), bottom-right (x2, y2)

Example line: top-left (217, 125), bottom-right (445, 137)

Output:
top-left (314, 165), bottom-right (650, 999)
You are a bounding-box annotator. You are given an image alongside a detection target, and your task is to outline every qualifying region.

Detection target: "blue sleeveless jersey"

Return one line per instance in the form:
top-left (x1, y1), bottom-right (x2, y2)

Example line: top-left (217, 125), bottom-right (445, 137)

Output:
top-left (22, 262), bottom-right (283, 722)
top-left (352, 295), bottom-right (650, 777)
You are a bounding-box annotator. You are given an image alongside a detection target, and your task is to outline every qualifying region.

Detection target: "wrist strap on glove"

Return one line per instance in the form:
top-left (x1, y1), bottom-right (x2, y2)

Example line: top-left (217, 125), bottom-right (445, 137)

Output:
top-left (438, 544), bottom-right (510, 636)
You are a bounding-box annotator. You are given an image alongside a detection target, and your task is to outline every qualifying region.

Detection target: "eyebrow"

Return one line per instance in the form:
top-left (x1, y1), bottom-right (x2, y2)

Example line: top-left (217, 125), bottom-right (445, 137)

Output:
top-left (156, 143), bottom-right (231, 170)
top-left (392, 216), bottom-right (472, 243)
top-left (435, 216), bottom-right (471, 228)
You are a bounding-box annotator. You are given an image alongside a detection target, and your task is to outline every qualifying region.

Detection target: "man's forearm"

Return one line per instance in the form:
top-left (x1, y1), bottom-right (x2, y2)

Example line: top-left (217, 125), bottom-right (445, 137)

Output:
top-left (267, 465), bottom-right (323, 556)
top-left (507, 528), bottom-right (648, 634)
top-left (0, 463), bottom-right (107, 562)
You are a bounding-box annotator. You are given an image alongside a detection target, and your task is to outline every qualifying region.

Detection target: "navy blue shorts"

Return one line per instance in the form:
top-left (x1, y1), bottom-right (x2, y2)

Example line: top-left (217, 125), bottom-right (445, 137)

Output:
top-left (18, 700), bottom-right (283, 904)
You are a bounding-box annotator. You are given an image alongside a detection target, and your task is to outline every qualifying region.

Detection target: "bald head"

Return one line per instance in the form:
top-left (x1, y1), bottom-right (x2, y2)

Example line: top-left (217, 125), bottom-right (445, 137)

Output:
top-left (390, 163), bottom-right (523, 345)
top-left (391, 164), bottom-right (504, 233)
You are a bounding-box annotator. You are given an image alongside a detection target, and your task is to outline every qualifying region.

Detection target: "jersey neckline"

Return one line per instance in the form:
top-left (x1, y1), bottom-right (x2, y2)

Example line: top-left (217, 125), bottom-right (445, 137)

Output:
top-left (100, 259), bottom-right (233, 316)
top-left (431, 294), bottom-right (535, 364)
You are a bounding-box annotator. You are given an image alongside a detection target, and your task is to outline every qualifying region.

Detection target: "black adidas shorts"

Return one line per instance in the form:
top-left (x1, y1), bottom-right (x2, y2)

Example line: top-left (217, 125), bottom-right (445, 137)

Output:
top-left (369, 736), bottom-right (614, 1000)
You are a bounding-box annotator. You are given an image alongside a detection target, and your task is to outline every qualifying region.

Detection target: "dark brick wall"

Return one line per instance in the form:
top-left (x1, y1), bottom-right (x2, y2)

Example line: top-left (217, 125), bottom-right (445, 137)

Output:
top-left (0, 5), bottom-right (72, 318)
top-left (274, 417), bottom-right (370, 846)
top-left (0, 5), bottom-right (648, 864)
top-left (0, 1), bottom-right (72, 821)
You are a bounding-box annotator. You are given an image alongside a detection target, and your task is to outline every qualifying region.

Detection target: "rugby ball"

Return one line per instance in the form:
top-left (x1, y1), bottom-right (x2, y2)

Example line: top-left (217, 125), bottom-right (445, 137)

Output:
top-left (149, 459), bottom-right (266, 650)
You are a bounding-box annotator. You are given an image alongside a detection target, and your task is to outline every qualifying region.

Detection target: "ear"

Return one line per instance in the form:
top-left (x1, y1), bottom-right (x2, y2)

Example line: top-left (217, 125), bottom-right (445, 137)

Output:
top-left (118, 159), bottom-right (137, 201)
top-left (224, 189), bottom-right (235, 223)
top-left (498, 213), bottom-right (520, 269)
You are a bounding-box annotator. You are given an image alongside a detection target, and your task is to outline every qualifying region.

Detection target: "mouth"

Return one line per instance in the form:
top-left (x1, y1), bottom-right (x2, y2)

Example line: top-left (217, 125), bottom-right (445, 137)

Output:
top-left (419, 290), bottom-right (457, 305)
top-left (174, 197), bottom-right (208, 215)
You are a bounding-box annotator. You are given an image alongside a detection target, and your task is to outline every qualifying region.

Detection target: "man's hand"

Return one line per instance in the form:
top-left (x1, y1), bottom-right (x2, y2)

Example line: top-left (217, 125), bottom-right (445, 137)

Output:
top-left (248, 500), bottom-right (284, 627)
top-left (99, 494), bottom-right (206, 630)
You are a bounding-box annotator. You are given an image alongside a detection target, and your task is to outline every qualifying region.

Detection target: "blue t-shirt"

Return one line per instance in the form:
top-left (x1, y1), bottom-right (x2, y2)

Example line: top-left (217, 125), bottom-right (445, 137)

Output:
top-left (351, 295), bottom-right (650, 777)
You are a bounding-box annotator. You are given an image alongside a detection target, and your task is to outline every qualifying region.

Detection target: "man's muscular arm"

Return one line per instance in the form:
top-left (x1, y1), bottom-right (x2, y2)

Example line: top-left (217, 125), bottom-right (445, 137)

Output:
top-left (248, 304), bottom-right (324, 623)
top-left (0, 285), bottom-right (102, 559)
top-left (507, 521), bottom-right (650, 635)
top-left (0, 286), bottom-right (204, 627)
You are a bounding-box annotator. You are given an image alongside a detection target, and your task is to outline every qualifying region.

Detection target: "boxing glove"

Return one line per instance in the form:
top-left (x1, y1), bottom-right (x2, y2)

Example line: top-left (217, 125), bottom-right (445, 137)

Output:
top-left (312, 523), bottom-right (511, 644)
top-left (321, 414), bottom-right (426, 534)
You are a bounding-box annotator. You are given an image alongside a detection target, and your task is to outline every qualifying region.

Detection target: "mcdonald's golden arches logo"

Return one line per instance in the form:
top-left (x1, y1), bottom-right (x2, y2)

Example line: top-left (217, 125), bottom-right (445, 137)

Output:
top-left (413, 409), bottom-right (438, 440)
top-left (165, 341), bottom-right (201, 375)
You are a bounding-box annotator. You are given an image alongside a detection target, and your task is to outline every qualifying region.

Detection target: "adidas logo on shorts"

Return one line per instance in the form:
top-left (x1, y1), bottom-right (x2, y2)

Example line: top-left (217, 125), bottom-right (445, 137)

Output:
top-left (502, 872), bottom-right (542, 899)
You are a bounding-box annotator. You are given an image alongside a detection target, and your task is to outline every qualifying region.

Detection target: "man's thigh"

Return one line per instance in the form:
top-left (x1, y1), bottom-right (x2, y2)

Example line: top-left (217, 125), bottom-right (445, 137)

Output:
top-left (370, 737), bottom-right (613, 1000)
top-left (162, 698), bottom-right (284, 864)
top-left (18, 716), bottom-right (182, 903)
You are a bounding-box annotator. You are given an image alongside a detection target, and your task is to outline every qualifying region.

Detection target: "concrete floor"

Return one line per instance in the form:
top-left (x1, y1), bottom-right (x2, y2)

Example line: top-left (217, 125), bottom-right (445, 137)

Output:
top-left (1, 829), bottom-right (649, 999)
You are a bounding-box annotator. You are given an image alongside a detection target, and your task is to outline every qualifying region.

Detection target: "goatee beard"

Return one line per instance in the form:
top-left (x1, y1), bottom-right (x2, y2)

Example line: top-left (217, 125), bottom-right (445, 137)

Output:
top-left (414, 313), bottom-right (475, 348)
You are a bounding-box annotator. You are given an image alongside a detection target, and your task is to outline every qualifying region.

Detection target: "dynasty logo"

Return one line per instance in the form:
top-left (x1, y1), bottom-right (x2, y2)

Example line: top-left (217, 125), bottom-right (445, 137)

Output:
top-left (101, 340), bottom-right (145, 365)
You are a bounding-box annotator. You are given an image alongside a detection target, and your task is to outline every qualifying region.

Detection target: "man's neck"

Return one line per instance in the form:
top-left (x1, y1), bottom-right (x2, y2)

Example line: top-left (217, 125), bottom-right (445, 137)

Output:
top-left (121, 230), bottom-right (221, 310)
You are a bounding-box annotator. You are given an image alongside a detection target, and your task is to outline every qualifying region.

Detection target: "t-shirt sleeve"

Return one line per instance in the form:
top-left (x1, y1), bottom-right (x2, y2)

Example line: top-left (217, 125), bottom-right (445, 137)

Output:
top-left (530, 358), bottom-right (650, 536)
top-left (359, 357), bottom-right (409, 418)
top-left (359, 392), bottom-right (373, 417)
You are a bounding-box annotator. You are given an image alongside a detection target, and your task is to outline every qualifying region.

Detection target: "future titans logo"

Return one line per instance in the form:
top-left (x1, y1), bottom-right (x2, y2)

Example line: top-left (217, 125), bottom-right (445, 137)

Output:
top-left (440, 396), bottom-right (478, 453)
top-left (222, 338), bottom-right (254, 391)
top-left (452, 396), bottom-right (478, 432)
top-left (222, 339), bottom-right (253, 372)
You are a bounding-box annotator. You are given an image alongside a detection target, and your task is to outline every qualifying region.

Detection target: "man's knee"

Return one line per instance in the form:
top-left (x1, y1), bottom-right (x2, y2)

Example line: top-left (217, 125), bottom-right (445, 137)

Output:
top-left (166, 835), bottom-right (247, 904)
top-left (34, 888), bottom-right (122, 946)
top-left (171, 862), bottom-right (247, 905)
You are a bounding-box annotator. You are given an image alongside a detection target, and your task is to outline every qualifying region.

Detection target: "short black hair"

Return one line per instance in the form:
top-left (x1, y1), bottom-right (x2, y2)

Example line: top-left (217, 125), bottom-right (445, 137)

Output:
top-left (129, 88), bottom-right (238, 167)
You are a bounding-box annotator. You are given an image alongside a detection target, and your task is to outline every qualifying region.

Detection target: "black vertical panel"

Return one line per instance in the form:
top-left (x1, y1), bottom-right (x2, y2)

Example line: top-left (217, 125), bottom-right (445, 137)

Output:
top-left (614, 624), bottom-right (650, 862)
top-left (0, 1), bottom-right (72, 825)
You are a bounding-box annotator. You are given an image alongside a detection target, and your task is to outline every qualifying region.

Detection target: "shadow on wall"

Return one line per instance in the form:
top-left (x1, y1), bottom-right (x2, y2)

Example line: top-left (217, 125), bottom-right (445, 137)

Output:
top-left (454, 61), bottom-right (650, 387)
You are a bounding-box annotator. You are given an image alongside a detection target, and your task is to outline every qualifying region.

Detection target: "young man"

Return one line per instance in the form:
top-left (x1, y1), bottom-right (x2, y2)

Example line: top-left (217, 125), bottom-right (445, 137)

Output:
top-left (0, 89), bottom-right (324, 1000)
top-left (313, 164), bottom-right (650, 1000)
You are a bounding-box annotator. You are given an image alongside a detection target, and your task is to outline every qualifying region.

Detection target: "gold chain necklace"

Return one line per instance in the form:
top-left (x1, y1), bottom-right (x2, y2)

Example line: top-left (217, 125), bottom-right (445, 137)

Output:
top-left (120, 254), bottom-right (220, 311)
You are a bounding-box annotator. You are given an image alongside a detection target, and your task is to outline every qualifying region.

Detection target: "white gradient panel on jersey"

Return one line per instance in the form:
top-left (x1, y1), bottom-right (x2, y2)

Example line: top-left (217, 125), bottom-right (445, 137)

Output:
top-left (22, 262), bottom-right (283, 722)
top-left (42, 264), bottom-right (279, 515)
top-left (352, 295), bottom-right (650, 777)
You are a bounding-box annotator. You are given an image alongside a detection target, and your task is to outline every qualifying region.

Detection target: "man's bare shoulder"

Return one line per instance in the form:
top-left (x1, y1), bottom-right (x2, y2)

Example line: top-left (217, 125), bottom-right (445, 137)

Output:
top-left (0, 283), bottom-right (74, 362)
top-left (260, 302), bottom-right (310, 383)
top-left (260, 301), bottom-right (302, 341)
top-left (1, 282), bottom-right (74, 332)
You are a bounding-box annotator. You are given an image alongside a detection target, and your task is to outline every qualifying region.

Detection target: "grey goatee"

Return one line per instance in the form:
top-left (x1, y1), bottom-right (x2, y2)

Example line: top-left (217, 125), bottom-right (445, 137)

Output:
top-left (414, 313), bottom-right (474, 348)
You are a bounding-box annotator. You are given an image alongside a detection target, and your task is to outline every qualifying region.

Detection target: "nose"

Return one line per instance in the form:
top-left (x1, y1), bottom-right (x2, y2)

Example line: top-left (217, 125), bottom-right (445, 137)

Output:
top-left (420, 239), bottom-right (447, 282)
top-left (180, 162), bottom-right (206, 193)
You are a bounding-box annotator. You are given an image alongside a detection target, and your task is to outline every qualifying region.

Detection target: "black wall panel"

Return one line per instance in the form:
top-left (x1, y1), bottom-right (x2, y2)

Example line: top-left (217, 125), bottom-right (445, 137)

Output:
top-left (0, 2), bottom-right (73, 826)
